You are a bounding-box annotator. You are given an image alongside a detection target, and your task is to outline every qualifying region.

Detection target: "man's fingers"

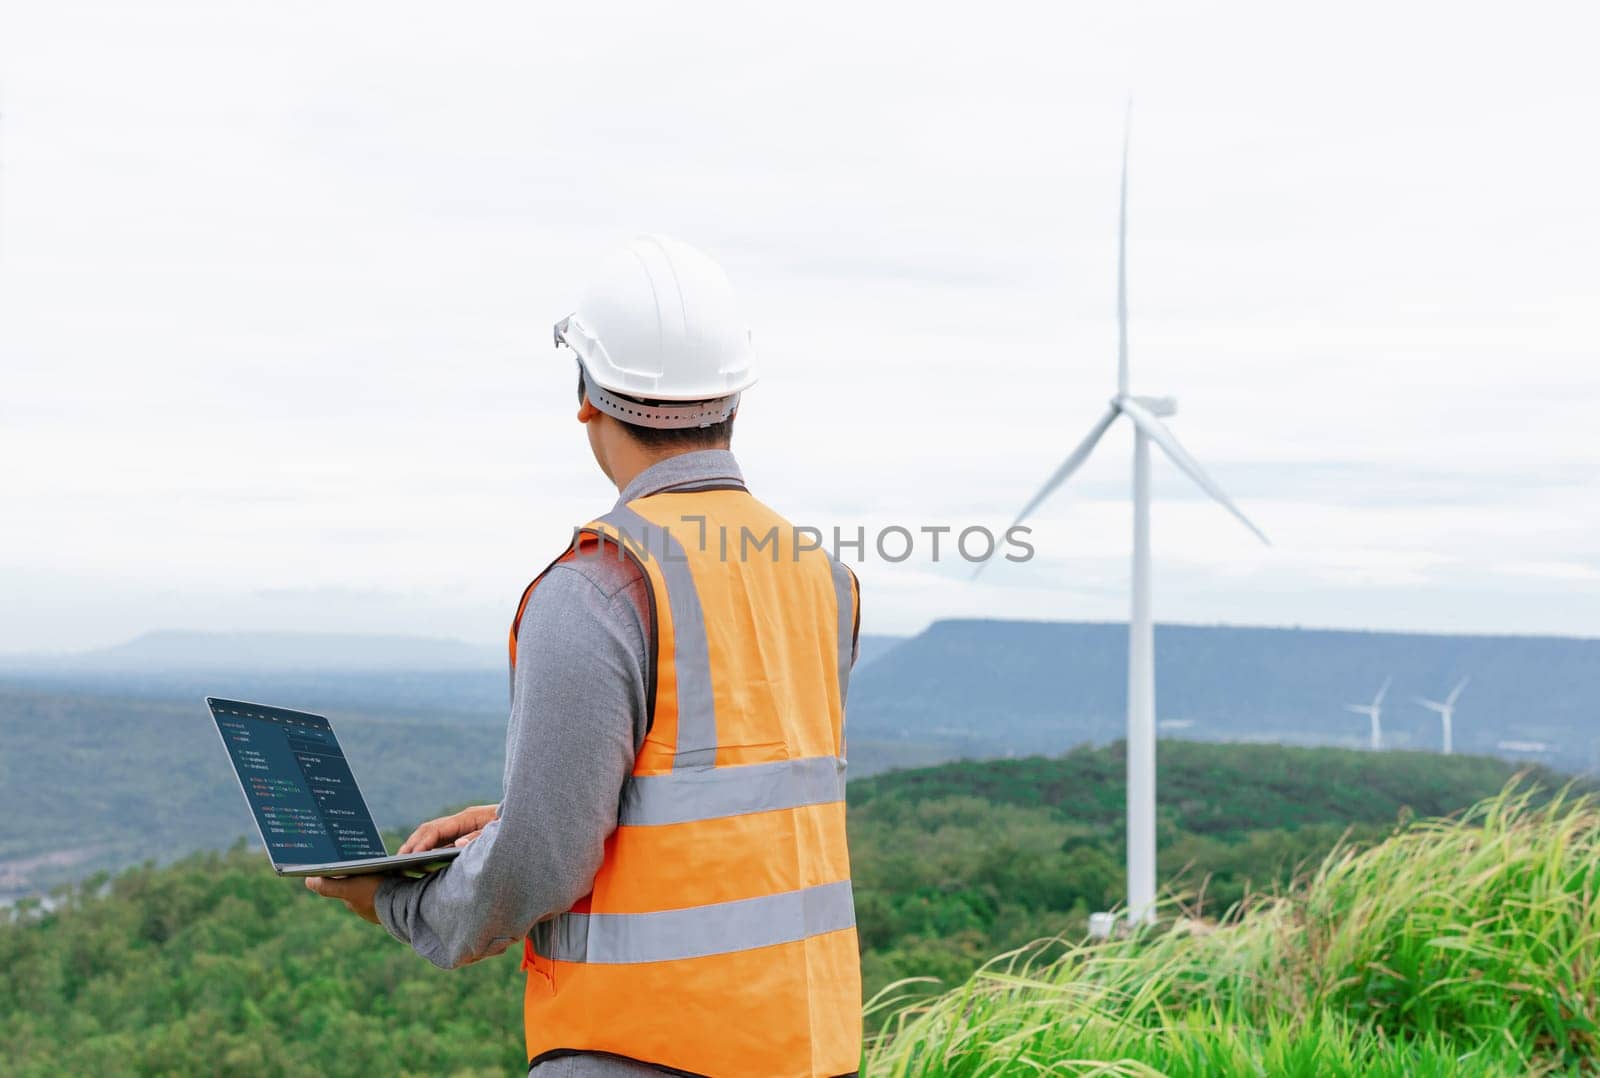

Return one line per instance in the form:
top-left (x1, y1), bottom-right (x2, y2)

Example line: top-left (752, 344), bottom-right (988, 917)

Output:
top-left (400, 819), bottom-right (449, 854)
top-left (400, 824), bottom-right (438, 855)
top-left (303, 875), bottom-right (382, 925)
top-left (305, 875), bottom-right (352, 899)
top-left (397, 806), bottom-right (495, 854)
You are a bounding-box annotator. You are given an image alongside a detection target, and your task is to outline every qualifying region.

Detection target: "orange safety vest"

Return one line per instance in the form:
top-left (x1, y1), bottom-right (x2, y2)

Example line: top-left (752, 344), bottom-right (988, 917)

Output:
top-left (509, 484), bottom-right (862, 1077)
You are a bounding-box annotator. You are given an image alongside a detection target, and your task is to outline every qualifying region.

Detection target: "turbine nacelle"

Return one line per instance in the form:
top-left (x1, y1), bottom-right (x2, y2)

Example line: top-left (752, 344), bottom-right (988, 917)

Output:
top-left (1121, 394), bottom-right (1176, 418)
top-left (1416, 677), bottom-right (1469, 756)
top-left (1345, 677), bottom-right (1391, 751)
top-left (974, 391), bottom-right (1269, 583)
top-left (1416, 677), bottom-right (1471, 716)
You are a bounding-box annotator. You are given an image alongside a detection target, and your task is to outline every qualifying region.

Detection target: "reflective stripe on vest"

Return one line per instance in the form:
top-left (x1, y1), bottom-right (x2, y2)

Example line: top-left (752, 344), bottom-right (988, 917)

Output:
top-left (530, 879), bottom-right (856, 964)
top-left (618, 753), bottom-right (846, 826)
top-left (515, 485), bottom-right (862, 1078)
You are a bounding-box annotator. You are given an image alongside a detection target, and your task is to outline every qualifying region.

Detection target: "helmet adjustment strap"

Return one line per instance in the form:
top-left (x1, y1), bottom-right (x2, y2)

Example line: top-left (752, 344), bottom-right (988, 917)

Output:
top-left (559, 318), bottom-right (737, 430)
top-left (583, 373), bottom-right (740, 430)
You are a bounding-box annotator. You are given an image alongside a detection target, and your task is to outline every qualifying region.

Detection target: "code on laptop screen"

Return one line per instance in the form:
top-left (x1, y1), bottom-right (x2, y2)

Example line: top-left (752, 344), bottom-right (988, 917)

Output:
top-left (209, 699), bottom-right (387, 866)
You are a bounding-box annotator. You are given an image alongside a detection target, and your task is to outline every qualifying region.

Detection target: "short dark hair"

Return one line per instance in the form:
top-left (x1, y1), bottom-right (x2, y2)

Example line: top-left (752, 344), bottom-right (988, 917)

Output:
top-left (578, 368), bottom-right (734, 450)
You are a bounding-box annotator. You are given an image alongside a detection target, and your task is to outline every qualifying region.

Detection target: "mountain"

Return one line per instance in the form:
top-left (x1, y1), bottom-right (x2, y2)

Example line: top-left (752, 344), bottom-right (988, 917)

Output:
top-left (0, 631), bottom-right (510, 722)
top-left (7, 617), bottom-right (1600, 898)
top-left (848, 619), bottom-right (1600, 772)
top-left (2, 630), bottom-right (499, 672)
top-left (854, 633), bottom-right (908, 669)
top-left (0, 631), bottom-right (910, 722)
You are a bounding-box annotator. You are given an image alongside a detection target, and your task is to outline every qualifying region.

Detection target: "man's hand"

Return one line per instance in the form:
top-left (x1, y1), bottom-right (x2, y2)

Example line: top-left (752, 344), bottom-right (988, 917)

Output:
top-left (305, 875), bottom-right (384, 924)
top-left (398, 804), bottom-right (499, 854)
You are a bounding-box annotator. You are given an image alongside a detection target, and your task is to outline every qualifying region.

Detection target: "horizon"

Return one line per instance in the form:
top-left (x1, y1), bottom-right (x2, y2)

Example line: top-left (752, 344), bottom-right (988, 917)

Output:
top-left (6, 614), bottom-right (1600, 665)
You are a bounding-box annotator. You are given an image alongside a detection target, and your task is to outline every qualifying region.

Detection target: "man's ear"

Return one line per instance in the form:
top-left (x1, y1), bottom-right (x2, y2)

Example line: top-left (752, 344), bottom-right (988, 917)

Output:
top-left (577, 397), bottom-right (602, 423)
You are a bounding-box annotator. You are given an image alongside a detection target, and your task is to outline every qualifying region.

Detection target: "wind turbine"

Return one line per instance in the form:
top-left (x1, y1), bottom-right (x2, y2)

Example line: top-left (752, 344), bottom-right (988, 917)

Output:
top-left (1417, 677), bottom-right (1469, 755)
top-left (1345, 677), bottom-right (1392, 751)
top-left (979, 104), bottom-right (1271, 927)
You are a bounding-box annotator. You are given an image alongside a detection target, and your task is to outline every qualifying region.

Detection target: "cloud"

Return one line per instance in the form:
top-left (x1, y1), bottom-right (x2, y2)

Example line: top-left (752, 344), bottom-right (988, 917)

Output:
top-left (0, 1), bottom-right (1595, 650)
top-left (1494, 561), bottom-right (1600, 584)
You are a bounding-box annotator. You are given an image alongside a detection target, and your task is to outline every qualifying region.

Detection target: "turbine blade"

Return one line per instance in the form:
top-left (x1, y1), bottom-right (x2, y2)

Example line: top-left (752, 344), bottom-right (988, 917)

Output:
top-left (1344, 705), bottom-right (1371, 716)
top-left (1373, 676), bottom-right (1392, 708)
top-left (1117, 99), bottom-right (1132, 397)
top-left (1118, 397), bottom-right (1270, 545)
top-left (973, 405), bottom-right (1121, 579)
top-left (1416, 698), bottom-right (1447, 715)
top-left (1447, 677), bottom-right (1471, 706)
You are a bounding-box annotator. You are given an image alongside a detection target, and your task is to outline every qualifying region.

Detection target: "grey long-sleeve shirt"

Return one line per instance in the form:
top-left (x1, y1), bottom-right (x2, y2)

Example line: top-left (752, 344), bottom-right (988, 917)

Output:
top-left (374, 450), bottom-right (749, 1075)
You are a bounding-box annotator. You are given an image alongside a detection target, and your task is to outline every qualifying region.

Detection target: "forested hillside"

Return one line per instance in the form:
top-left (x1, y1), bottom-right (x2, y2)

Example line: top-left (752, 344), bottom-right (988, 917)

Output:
top-left (0, 689), bottom-right (507, 898)
top-left (0, 687), bottom-right (945, 899)
top-left (2, 743), bottom-right (1569, 1075)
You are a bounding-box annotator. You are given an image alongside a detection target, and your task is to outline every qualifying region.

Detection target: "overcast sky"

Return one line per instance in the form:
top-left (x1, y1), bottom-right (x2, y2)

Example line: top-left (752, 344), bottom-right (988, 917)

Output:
top-left (1, 2), bottom-right (1596, 653)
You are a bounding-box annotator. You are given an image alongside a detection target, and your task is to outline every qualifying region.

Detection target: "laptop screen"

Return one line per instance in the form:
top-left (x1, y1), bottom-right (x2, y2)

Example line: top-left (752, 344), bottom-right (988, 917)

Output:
top-left (208, 698), bottom-right (387, 866)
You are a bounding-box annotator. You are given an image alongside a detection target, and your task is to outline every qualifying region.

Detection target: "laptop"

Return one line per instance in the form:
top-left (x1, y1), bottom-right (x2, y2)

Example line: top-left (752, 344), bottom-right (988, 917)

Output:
top-left (207, 696), bottom-right (461, 878)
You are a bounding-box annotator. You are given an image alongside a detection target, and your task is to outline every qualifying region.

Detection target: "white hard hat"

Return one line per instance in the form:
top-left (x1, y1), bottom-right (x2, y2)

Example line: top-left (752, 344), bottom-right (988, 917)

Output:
top-left (554, 234), bottom-right (757, 429)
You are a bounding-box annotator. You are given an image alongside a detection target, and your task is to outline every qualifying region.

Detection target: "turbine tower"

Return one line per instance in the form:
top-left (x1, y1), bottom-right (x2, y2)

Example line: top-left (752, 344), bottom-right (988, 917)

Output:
top-left (1417, 677), bottom-right (1469, 755)
top-left (1345, 677), bottom-right (1392, 751)
top-left (979, 104), bottom-right (1270, 926)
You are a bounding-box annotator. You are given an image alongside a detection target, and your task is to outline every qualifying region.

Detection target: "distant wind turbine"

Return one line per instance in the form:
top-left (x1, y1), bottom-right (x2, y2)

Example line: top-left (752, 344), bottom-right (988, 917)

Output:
top-left (1416, 677), bottom-right (1470, 756)
top-left (976, 102), bottom-right (1271, 927)
top-left (1345, 677), bottom-right (1392, 751)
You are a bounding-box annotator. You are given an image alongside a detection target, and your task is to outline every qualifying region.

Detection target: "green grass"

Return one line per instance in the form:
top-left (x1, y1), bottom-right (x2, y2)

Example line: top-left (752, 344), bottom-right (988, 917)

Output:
top-left (865, 783), bottom-right (1600, 1076)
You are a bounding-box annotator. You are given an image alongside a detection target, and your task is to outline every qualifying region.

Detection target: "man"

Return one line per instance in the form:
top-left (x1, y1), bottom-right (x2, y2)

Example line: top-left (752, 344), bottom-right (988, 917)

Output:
top-left (306, 235), bottom-right (863, 1077)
